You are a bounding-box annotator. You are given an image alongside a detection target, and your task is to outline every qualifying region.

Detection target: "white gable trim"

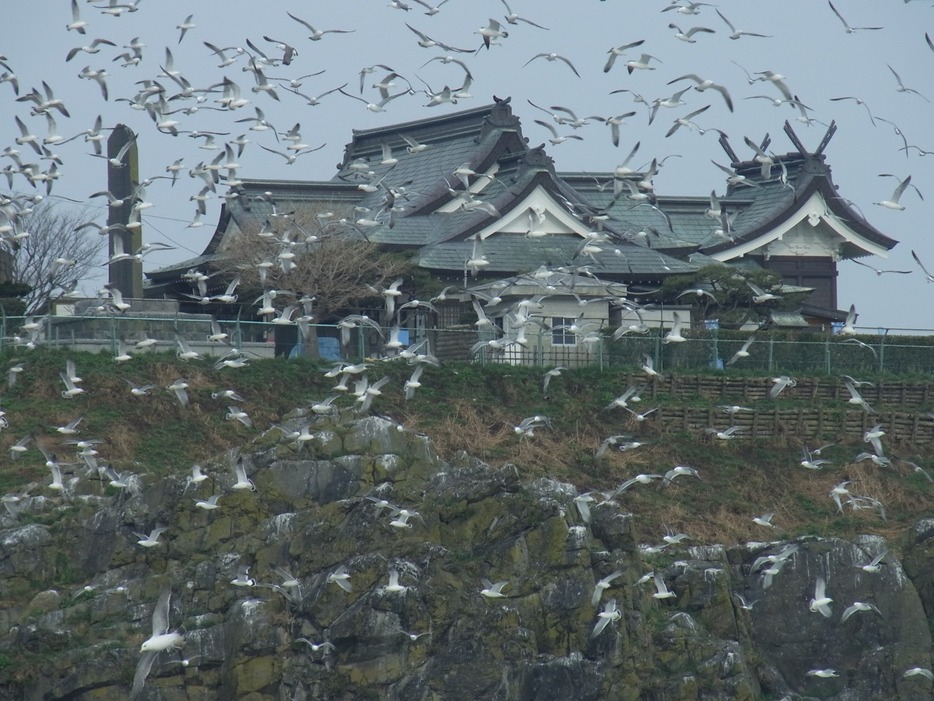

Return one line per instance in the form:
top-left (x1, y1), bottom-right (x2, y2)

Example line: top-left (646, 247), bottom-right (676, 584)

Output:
top-left (470, 185), bottom-right (593, 240)
top-left (709, 190), bottom-right (890, 261)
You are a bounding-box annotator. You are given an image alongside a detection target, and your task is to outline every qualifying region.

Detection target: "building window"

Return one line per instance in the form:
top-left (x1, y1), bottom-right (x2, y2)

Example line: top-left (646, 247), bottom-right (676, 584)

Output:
top-left (552, 317), bottom-right (576, 346)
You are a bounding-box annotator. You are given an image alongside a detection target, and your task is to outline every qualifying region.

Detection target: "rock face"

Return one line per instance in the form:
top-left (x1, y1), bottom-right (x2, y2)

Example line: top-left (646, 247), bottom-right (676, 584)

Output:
top-left (0, 415), bottom-right (932, 700)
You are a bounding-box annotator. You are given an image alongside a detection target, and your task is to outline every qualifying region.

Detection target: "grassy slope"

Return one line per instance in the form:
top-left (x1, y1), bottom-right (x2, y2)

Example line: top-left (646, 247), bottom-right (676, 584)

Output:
top-left (1, 348), bottom-right (930, 549)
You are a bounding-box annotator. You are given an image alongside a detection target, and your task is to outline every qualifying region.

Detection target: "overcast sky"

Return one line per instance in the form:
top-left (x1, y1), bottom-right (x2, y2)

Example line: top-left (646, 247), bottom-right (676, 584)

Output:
top-left (2, 0), bottom-right (932, 331)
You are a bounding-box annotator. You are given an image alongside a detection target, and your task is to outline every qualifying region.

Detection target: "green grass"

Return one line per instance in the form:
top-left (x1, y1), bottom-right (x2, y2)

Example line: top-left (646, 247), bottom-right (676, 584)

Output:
top-left (0, 348), bottom-right (931, 548)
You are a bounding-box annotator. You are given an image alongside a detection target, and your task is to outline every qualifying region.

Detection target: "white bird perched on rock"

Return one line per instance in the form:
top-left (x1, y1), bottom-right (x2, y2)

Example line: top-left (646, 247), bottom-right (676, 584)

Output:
top-left (591, 598), bottom-right (622, 638)
top-left (480, 578), bottom-right (509, 598)
top-left (132, 589), bottom-right (185, 699)
top-left (809, 576), bottom-right (833, 618)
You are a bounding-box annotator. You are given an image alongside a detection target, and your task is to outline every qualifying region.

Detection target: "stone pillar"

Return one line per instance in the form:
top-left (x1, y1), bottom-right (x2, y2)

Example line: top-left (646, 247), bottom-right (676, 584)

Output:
top-left (106, 124), bottom-right (143, 299)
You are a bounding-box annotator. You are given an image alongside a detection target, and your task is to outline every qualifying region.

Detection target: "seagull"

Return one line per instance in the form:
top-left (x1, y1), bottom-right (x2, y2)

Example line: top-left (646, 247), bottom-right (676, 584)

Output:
top-left (327, 565), bottom-right (353, 592)
top-left (841, 601), bottom-right (882, 622)
top-left (134, 527), bottom-right (168, 548)
top-left (668, 73), bottom-right (733, 111)
top-left (501, 0), bottom-right (548, 29)
top-left (383, 569), bottom-right (409, 595)
top-left (67, 0), bottom-right (88, 34)
top-left (167, 379), bottom-right (189, 407)
top-left (231, 456), bottom-right (256, 491)
top-left (809, 576), bottom-right (833, 618)
top-left (827, 1), bottom-right (882, 33)
top-left (591, 598), bottom-right (622, 638)
top-left (603, 40), bottom-right (645, 73)
top-left (662, 465), bottom-right (700, 486)
top-left (714, 9), bottom-right (771, 39)
top-left (523, 53), bottom-right (580, 78)
top-left (294, 638), bottom-right (335, 655)
top-left (480, 578), bottom-right (509, 598)
top-left (132, 590), bottom-right (185, 699)
top-left (856, 549), bottom-right (888, 573)
top-left (903, 667), bottom-right (934, 681)
top-left (476, 19), bottom-right (509, 50)
top-left (807, 669), bottom-right (839, 679)
top-left (194, 494), bottom-right (222, 510)
top-left (911, 250), bottom-right (934, 282)
top-left (533, 119), bottom-right (583, 146)
top-left (726, 336), bottom-right (756, 366)
top-left (625, 53), bottom-right (661, 74)
top-left (662, 311), bottom-right (687, 343)
top-left (592, 571), bottom-right (624, 606)
top-left (286, 13), bottom-right (355, 41)
top-left (843, 378), bottom-right (875, 413)
top-left (651, 572), bottom-right (676, 600)
top-left (752, 512), bottom-right (775, 528)
top-left (874, 173), bottom-right (922, 210)
top-left (768, 375), bottom-right (796, 399)
top-left (667, 22), bottom-right (715, 43)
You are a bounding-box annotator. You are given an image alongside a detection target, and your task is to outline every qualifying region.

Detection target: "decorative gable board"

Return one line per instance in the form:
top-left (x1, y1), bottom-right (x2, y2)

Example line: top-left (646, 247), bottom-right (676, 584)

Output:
top-left (709, 190), bottom-right (891, 262)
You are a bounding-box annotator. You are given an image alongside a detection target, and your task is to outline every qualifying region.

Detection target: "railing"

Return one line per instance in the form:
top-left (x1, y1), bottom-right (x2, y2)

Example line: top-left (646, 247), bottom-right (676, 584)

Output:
top-left (3, 312), bottom-right (934, 376)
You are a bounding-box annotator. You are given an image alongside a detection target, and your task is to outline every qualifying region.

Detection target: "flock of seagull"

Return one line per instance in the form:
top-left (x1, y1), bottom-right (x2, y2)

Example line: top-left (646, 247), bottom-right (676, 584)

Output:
top-left (0, 0), bottom-right (932, 327)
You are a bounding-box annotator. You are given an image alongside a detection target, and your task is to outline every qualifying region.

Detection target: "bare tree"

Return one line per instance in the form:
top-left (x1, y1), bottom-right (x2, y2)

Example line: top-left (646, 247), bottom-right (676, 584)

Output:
top-left (215, 203), bottom-right (411, 322)
top-left (212, 201), bottom-right (412, 356)
top-left (9, 199), bottom-right (102, 313)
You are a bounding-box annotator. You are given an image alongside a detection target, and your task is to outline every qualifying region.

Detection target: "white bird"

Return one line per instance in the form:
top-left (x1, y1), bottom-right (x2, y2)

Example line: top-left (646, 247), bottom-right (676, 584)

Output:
top-left (662, 465), bottom-right (700, 486)
top-left (841, 601), bottom-right (882, 622)
top-left (167, 379), bottom-right (189, 407)
top-left (603, 40), bottom-right (645, 73)
top-left (132, 589), bottom-right (185, 699)
top-left (383, 569), bottom-right (408, 594)
top-left (827, 1), bottom-right (882, 33)
top-left (662, 311), bottom-right (687, 344)
top-left (903, 667), bottom-right (934, 680)
top-left (194, 494), bottom-right (222, 510)
top-left (480, 578), bottom-right (509, 598)
top-left (135, 527), bottom-right (168, 548)
top-left (231, 456), bottom-right (255, 491)
top-left (726, 336), bottom-right (756, 366)
top-left (768, 375), bottom-right (796, 399)
top-left (625, 53), bottom-right (661, 73)
top-left (327, 565), bottom-right (353, 592)
top-left (591, 598), bottom-right (622, 638)
top-left (286, 12), bottom-right (355, 41)
top-left (592, 571), bottom-right (624, 606)
top-left (874, 173), bottom-right (922, 210)
top-left (714, 9), bottom-right (771, 39)
top-left (651, 572), bottom-right (676, 600)
top-left (856, 549), bottom-right (888, 574)
top-left (523, 53), bottom-right (580, 78)
top-left (667, 22), bottom-right (715, 43)
top-left (294, 638), bottom-right (335, 655)
top-left (752, 512), bottom-right (775, 528)
top-left (807, 669), bottom-right (839, 679)
top-left (809, 576), bottom-right (833, 618)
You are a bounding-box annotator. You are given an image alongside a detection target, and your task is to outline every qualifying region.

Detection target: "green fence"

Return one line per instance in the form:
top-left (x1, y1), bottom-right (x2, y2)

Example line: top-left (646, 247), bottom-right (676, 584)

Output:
top-left (2, 313), bottom-right (933, 376)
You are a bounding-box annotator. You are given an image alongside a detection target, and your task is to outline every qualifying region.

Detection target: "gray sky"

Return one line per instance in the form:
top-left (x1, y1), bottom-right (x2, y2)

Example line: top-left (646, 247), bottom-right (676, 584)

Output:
top-left (2, 0), bottom-right (932, 331)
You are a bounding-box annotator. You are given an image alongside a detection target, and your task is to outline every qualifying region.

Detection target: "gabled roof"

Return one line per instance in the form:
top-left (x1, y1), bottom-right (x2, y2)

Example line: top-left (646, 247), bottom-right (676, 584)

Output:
top-left (147, 101), bottom-right (898, 302)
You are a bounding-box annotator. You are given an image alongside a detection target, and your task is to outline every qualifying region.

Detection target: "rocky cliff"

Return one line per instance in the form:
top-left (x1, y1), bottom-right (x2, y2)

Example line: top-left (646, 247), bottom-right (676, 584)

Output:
top-left (1, 414), bottom-right (932, 700)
